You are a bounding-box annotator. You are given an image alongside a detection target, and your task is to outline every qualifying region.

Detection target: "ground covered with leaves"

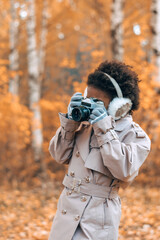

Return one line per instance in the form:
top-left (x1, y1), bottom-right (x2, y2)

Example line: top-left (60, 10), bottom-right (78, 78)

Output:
top-left (0, 183), bottom-right (160, 240)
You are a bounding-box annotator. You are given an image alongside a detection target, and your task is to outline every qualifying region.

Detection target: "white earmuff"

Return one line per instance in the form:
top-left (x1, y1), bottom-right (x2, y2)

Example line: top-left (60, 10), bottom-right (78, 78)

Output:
top-left (108, 97), bottom-right (132, 120)
top-left (100, 72), bottom-right (132, 120)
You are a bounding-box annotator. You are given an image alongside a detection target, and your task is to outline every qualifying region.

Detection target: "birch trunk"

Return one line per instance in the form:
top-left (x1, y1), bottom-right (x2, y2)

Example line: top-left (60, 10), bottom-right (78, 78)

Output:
top-left (150, 0), bottom-right (160, 82)
top-left (26, 0), bottom-right (43, 162)
top-left (111, 0), bottom-right (124, 61)
top-left (9, 0), bottom-right (19, 95)
top-left (8, 0), bottom-right (20, 163)
top-left (39, 0), bottom-right (48, 83)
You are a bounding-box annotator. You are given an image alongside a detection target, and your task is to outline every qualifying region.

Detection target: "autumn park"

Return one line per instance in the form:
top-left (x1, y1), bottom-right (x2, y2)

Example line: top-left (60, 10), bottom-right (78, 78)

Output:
top-left (0, 0), bottom-right (160, 239)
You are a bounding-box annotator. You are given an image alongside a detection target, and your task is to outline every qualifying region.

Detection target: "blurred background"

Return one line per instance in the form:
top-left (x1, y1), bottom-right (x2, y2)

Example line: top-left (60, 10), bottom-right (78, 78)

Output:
top-left (0, 0), bottom-right (160, 189)
top-left (0, 0), bottom-right (160, 239)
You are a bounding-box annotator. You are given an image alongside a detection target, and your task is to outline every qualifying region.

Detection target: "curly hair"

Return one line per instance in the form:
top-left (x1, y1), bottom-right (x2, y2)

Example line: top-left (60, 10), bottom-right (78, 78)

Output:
top-left (87, 60), bottom-right (141, 112)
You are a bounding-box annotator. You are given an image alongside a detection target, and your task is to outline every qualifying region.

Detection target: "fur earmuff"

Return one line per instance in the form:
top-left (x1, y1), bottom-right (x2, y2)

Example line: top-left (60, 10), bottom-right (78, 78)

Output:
top-left (108, 97), bottom-right (132, 120)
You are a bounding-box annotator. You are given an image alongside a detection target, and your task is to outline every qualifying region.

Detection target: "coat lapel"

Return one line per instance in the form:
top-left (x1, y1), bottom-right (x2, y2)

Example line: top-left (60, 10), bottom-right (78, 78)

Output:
top-left (76, 123), bottom-right (92, 162)
top-left (75, 122), bottom-right (115, 178)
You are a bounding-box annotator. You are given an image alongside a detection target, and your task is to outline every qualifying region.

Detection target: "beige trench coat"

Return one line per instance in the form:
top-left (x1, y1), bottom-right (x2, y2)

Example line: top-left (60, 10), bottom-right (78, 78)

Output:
top-left (48, 113), bottom-right (151, 240)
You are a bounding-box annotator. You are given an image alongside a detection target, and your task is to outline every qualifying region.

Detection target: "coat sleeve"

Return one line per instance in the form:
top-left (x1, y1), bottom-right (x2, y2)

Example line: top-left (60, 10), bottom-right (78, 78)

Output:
top-left (93, 116), bottom-right (151, 182)
top-left (49, 113), bottom-right (80, 164)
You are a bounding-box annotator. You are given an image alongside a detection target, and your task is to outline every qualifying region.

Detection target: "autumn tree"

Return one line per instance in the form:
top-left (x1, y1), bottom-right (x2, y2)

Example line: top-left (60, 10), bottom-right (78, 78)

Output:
top-left (9, 0), bottom-right (20, 95)
top-left (0, 0), bottom-right (160, 188)
top-left (26, 0), bottom-right (44, 163)
top-left (150, 0), bottom-right (160, 82)
top-left (111, 0), bottom-right (124, 60)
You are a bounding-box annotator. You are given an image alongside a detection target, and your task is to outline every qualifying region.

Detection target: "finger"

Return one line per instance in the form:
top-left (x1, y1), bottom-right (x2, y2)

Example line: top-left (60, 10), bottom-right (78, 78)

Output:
top-left (70, 101), bottom-right (82, 108)
top-left (71, 95), bottom-right (83, 102)
top-left (93, 108), bottom-right (106, 115)
top-left (89, 114), bottom-right (96, 120)
top-left (95, 106), bottom-right (105, 111)
top-left (91, 109), bottom-right (102, 116)
top-left (96, 108), bottom-right (105, 113)
top-left (73, 92), bottom-right (82, 96)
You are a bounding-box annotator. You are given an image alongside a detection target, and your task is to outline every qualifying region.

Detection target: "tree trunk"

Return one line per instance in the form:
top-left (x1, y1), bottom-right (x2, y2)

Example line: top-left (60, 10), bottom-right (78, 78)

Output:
top-left (9, 0), bottom-right (19, 95)
top-left (110, 0), bottom-right (124, 61)
top-left (8, 0), bottom-right (20, 164)
top-left (26, 0), bottom-right (43, 162)
top-left (39, 0), bottom-right (48, 84)
top-left (150, 0), bottom-right (160, 82)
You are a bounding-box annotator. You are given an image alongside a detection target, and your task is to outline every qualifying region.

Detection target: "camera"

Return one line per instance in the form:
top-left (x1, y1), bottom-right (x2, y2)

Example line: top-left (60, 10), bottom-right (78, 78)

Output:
top-left (71, 98), bottom-right (104, 122)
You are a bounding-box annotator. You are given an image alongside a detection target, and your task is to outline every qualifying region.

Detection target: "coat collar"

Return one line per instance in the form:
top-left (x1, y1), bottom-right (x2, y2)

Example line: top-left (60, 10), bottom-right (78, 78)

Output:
top-left (114, 114), bottom-right (133, 131)
top-left (75, 114), bottom-right (133, 162)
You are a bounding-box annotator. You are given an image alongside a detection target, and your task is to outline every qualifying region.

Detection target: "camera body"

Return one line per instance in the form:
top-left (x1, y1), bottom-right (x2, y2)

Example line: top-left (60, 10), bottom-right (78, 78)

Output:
top-left (71, 98), bottom-right (104, 122)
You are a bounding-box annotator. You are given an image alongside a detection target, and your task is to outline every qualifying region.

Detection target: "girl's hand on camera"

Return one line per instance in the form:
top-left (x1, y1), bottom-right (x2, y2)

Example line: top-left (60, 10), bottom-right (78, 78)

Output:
top-left (67, 92), bottom-right (83, 120)
top-left (89, 108), bottom-right (108, 125)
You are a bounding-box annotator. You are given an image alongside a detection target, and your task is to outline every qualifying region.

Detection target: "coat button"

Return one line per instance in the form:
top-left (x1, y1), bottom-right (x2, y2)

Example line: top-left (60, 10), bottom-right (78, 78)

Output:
top-left (66, 190), bottom-right (72, 196)
top-left (70, 171), bottom-right (75, 177)
top-left (85, 176), bottom-right (90, 183)
top-left (74, 215), bottom-right (80, 221)
top-left (62, 209), bottom-right (67, 215)
top-left (80, 196), bottom-right (87, 202)
top-left (75, 151), bottom-right (80, 157)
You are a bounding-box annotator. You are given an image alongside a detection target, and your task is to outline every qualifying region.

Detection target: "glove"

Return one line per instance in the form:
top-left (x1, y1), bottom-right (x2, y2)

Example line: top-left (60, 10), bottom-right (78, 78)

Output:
top-left (89, 107), bottom-right (108, 125)
top-left (67, 92), bottom-right (83, 120)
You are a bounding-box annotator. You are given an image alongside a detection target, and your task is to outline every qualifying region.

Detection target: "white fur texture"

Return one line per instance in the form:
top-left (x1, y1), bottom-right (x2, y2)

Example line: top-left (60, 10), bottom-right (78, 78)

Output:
top-left (108, 97), bottom-right (132, 120)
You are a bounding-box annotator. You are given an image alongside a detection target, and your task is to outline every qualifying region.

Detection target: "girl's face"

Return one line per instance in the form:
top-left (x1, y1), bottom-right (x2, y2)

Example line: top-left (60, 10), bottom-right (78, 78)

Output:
top-left (86, 86), bottom-right (111, 109)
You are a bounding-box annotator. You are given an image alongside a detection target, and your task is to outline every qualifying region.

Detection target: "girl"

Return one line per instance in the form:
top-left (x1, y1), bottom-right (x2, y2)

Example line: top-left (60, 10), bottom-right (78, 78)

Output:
top-left (48, 60), bottom-right (151, 240)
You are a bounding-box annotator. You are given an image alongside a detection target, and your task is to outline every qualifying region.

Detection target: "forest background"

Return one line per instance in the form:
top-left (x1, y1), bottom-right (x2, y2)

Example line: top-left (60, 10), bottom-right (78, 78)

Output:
top-left (0, 0), bottom-right (160, 239)
top-left (0, 0), bottom-right (159, 189)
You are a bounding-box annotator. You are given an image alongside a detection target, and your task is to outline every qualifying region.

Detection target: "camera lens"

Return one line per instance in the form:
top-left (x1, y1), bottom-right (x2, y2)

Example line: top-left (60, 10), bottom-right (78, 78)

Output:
top-left (72, 107), bottom-right (90, 122)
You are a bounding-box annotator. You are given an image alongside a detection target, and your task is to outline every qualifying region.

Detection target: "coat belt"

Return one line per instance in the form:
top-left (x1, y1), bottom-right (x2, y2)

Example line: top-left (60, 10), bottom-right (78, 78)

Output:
top-left (62, 174), bottom-right (119, 199)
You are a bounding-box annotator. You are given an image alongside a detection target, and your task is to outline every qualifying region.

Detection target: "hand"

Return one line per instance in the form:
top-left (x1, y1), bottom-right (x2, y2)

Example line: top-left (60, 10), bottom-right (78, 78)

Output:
top-left (67, 92), bottom-right (83, 120)
top-left (89, 108), bottom-right (108, 125)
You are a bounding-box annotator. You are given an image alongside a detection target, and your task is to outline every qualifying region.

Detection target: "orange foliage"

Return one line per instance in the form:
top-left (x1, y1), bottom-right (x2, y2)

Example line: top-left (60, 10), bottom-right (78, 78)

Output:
top-left (0, 94), bottom-right (34, 187)
top-left (0, 185), bottom-right (159, 239)
top-left (0, 0), bottom-right (159, 189)
top-left (40, 94), bottom-right (69, 183)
